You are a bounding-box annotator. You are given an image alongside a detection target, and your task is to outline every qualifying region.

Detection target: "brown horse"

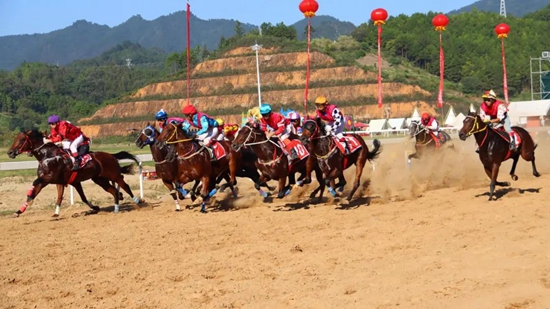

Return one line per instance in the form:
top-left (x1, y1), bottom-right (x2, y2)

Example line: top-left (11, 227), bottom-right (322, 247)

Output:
top-left (156, 123), bottom-right (239, 213)
top-left (7, 129), bottom-right (143, 217)
top-left (458, 111), bottom-right (541, 201)
top-left (135, 123), bottom-right (202, 211)
top-left (300, 118), bottom-right (381, 201)
top-left (407, 120), bottom-right (454, 166)
top-left (231, 122), bottom-right (325, 200)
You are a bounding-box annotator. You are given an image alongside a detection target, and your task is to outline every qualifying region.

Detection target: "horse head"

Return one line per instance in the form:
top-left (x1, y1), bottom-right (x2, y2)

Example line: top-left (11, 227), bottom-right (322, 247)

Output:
top-left (135, 122), bottom-right (158, 149)
top-left (156, 122), bottom-right (192, 148)
top-left (300, 118), bottom-right (323, 145)
top-left (458, 111), bottom-right (486, 141)
top-left (7, 129), bottom-right (47, 159)
top-left (231, 122), bottom-right (264, 152)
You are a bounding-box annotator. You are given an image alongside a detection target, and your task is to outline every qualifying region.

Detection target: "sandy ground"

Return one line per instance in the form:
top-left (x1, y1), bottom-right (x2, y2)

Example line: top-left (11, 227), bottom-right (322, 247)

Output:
top-left (1, 135), bottom-right (550, 309)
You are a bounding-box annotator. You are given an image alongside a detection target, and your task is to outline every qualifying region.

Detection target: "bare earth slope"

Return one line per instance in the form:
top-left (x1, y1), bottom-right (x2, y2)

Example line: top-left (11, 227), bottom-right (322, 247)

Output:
top-left (1, 139), bottom-right (550, 308)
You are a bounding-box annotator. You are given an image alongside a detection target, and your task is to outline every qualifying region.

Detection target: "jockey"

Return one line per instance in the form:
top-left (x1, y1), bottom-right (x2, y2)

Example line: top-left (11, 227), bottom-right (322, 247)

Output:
top-left (314, 96), bottom-right (345, 139)
top-left (45, 114), bottom-right (89, 170)
top-left (181, 105), bottom-right (220, 152)
top-left (286, 111), bottom-right (302, 135)
top-left (155, 109), bottom-right (184, 133)
top-left (479, 89), bottom-right (516, 151)
top-left (420, 112), bottom-right (442, 148)
top-left (215, 118), bottom-right (226, 141)
top-left (259, 103), bottom-right (298, 161)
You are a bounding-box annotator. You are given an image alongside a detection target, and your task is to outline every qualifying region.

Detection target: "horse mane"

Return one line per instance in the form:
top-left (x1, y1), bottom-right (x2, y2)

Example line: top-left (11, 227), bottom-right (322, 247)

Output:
top-left (25, 129), bottom-right (45, 140)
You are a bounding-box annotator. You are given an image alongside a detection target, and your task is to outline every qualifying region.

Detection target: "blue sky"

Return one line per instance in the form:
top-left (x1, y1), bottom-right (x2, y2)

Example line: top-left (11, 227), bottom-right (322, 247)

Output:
top-left (0, 0), bottom-right (477, 37)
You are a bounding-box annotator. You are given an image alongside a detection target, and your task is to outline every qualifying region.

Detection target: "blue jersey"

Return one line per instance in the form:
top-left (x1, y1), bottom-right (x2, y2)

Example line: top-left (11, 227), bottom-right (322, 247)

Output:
top-left (182, 112), bottom-right (218, 135)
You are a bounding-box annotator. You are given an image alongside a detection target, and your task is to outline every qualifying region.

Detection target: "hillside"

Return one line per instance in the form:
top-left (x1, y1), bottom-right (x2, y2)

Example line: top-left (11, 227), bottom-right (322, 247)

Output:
top-left (448, 0), bottom-right (550, 16)
top-left (0, 13), bottom-right (354, 71)
top-left (78, 47), bottom-right (455, 138)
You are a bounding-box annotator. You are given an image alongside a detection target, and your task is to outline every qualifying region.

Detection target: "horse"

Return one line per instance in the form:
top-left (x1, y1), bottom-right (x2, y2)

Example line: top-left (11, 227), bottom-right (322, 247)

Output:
top-left (231, 122), bottom-right (325, 201)
top-left (407, 120), bottom-right (454, 165)
top-left (7, 129), bottom-right (144, 217)
top-left (458, 111), bottom-right (541, 201)
top-left (300, 118), bottom-right (381, 202)
top-left (156, 122), bottom-right (239, 213)
top-left (135, 123), bottom-right (202, 211)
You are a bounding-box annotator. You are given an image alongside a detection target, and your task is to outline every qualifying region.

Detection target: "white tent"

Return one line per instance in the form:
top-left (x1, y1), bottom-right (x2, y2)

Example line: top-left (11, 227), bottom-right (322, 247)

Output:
top-left (367, 119), bottom-right (388, 133)
top-left (452, 112), bottom-right (466, 128)
top-left (387, 118), bottom-right (406, 130)
top-left (507, 100), bottom-right (550, 125)
top-left (444, 106), bottom-right (456, 126)
top-left (411, 107), bottom-right (420, 119)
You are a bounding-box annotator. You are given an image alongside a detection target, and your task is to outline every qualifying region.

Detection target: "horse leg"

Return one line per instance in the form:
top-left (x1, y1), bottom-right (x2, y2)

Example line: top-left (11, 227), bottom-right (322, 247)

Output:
top-left (254, 174), bottom-right (271, 198)
top-left (335, 175), bottom-right (347, 192)
top-left (276, 175), bottom-right (289, 199)
top-left (200, 176), bottom-right (211, 213)
top-left (520, 144), bottom-right (541, 177)
top-left (72, 182), bottom-right (100, 215)
top-left (325, 177), bottom-right (338, 197)
top-left (162, 179), bottom-right (181, 211)
top-left (309, 166), bottom-right (326, 201)
top-left (113, 175), bottom-right (142, 210)
top-left (50, 185), bottom-right (65, 217)
top-left (509, 154), bottom-right (520, 181)
top-left (347, 157), bottom-right (367, 201)
top-left (91, 177), bottom-right (123, 213)
top-left (488, 163), bottom-right (504, 201)
top-left (15, 178), bottom-right (48, 217)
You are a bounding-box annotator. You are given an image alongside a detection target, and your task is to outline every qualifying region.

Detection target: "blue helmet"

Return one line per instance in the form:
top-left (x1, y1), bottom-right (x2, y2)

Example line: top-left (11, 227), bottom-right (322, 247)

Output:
top-left (259, 103), bottom-right (272, 115)
top-left (155, 109), bottom-right (168, 121)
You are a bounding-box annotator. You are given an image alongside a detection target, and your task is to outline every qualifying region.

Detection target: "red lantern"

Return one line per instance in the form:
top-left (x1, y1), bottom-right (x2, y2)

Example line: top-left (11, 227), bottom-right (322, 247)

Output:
top-left (371, 8), bottom-right (388, 26)
top-left (299, 0), bottom-right (319, 18)
top-left (432, 14), bottom-right (449, 32)
top-left (495, 23), bottom-right (510, 39)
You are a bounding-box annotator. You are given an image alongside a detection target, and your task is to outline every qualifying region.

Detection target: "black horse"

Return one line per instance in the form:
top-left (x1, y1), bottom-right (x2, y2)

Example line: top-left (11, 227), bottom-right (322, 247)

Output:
top-left (407, 120), bottom-right (453, 166)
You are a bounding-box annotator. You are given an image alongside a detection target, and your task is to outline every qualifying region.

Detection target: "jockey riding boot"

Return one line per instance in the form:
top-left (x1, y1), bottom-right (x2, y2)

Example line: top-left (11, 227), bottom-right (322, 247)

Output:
top-left (72, 155), bottom-right (82, 171)
top-left (509, 136), bottom-right (517, 151)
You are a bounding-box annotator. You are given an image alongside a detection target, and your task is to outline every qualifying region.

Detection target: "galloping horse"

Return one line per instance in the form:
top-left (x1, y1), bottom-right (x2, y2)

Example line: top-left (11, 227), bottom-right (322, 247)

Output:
top-left (231, 122), bottom-right (325, 200)
top-left (7, 130), bottom-right (143, 217)
top-left (300, 118), bottom-right (381, 201)
top-left (407, 120), bottom-right (453, 165)
top-left (458, 111), bottom-right (540, 201)
top-left (136, 123), bottom-right (198, 211)
top-left (156, 122), bottom-right (239, 213)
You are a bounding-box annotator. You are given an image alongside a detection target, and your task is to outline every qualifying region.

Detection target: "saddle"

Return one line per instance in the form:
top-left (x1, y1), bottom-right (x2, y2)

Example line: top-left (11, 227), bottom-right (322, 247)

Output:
top-left (334, 135), bottom-right (362, 155)
top-left (492, 127), bottom-right (521, 147)
top-left (198, 141), bottom-right (227, 161)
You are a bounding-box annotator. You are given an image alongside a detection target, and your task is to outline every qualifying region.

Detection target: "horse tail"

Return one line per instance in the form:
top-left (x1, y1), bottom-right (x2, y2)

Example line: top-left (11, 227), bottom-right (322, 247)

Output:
top-left (367, 139), bottom-right (382, 162)
top-left (111, 151), bottom-right (140, 165)
top-left (121, 164), bottom-right (137, 175)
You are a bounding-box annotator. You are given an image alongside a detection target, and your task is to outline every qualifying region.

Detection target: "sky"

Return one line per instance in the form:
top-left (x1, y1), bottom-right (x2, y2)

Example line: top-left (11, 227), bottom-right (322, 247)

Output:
top-left (0, 0), bottom-right (478, 37)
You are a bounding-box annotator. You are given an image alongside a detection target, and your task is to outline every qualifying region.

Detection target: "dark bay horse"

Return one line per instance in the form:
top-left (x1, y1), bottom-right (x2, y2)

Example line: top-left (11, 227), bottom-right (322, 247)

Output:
top-left (458, 112), bottom-right (540, 201)
top-left (7, 130), bottom-right (143, 217)
top-left (136, 123), bottom-right (200, 211)
top-left (300, 118), bottom-right (381, 201)
top-left (231, 122), bottom-right (325, 201)
top-left (407, 120), bottom-right (454, 165)
top-left (156, 123), bottom-right (239, 213)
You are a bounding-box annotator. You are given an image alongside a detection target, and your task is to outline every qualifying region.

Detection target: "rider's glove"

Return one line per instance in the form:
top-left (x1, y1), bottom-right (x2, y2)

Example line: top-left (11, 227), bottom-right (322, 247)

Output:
top-left (324, 125), bottom-right (332, 135)
top-left (43, 138), bottom-right (52, 144)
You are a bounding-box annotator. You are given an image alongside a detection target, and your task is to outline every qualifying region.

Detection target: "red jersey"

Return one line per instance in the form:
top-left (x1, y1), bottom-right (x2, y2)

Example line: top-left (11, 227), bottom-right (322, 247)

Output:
top-left (481, 100), bottom-right (506, 118)
top-left (49, 121), bottom-right (85, 143)
top-left (260, 112), bottom-right (288, 135)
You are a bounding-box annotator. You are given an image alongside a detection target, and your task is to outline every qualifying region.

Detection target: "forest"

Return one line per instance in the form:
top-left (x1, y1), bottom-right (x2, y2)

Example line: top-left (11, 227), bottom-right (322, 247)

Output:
top-left (1, 6), bottom-right (550, 135)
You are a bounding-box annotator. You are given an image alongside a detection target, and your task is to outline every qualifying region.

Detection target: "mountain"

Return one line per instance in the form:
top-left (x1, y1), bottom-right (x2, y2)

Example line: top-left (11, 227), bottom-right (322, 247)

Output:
top-left (0, 12), bottom-right (355, 71)
top-left (448, 0), bottom-right (550, 16)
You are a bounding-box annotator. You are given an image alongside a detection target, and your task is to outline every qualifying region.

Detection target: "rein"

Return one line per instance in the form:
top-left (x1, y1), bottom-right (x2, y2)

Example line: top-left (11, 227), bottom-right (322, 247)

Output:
top-left (464, 115), bottom-right (490, 148)
top-left (303, 120), bottom-right (338, 161)
top-left (161, 123), bottom-right (206, 160)
top-left (234, 125), bottom-right (284, 166)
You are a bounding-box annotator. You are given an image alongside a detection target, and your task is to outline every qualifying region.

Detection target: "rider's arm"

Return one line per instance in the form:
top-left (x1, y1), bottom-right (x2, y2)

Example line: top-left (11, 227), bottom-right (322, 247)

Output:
top-left (427, 119), bottom-right (439, 130)
top-left (272, 115), bottom-right (286, 135)
top-left (181, 120), bottom-right (191, 132)
top-left (495, 104), bottom-right (507, 123)
top-left (330, 107), bottom-right (343, 134)
top-left (195, 115), bottom-right (209, 135)
top-left (479, 108), bottom-right (490, 122)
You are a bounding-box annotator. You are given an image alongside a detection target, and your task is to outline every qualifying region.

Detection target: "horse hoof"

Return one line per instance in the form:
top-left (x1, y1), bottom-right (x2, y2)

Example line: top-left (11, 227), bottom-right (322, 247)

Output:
top-left (534, 172), bottom-right (541, 177)
top-left (511, 175), bottom-right (518, 181)
top-left (175, 209), bottom-right (182, 212)
top-left (52, 214), bottom-right (59, 218)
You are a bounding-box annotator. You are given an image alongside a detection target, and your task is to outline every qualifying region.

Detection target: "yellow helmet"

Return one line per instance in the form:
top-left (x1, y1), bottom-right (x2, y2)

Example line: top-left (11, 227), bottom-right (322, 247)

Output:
top-left (216, 118), bottom-right (224, 126)
top-left (314, 96), bottom-right (328, 105)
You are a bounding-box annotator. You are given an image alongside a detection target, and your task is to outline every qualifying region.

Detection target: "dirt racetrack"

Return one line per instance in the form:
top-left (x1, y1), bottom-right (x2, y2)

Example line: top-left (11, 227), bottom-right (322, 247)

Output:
top-left (1, 135), bottom-right (550, 309)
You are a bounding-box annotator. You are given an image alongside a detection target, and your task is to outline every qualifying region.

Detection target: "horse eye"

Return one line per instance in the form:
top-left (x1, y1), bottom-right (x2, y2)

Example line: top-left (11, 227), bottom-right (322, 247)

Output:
top-left (144, 129), bottom-right (153, 136)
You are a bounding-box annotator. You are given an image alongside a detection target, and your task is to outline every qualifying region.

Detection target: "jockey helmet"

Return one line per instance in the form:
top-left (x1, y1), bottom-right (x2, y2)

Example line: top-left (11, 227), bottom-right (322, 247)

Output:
top-left (482, 90), bottom-right (497, 100)
top-left (421, 112), bottom-right (431, 124)
top-left (216, 118), bottom-right (224, 126)
top-left (182, 105), bottom-right (197, 115)
top-left (314, 96), bottom-right (328, 105)
top-left (155, 109), bottom-right (168, 121)
top-left (48, 115), bottom-right (61, 124)
top-left (287, 111), bottom-right (301, 120)
top-left (259, 103), bottom-right (272, 115)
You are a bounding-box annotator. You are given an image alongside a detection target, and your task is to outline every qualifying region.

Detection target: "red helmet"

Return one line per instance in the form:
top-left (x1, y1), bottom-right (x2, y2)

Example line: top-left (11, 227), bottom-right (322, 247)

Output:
top-left (182, 105), bottom-right (197, 115)
top-left (421, 112), bottom-right (430, 120)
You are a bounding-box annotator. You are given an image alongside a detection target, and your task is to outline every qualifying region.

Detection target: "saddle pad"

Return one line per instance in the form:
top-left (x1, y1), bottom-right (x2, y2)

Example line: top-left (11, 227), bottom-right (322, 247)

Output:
top-left (211, 141), bottom-right (227, 160)
top-left (80, 154), bottom-right (92, 168)
top-left (339, 136), bottom-right (362, 154)
top-left (288, 140), bottom-right (309, 160)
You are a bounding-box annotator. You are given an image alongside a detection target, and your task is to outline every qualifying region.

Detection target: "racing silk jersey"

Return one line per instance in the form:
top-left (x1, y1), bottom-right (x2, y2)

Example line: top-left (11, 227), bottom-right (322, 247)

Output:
top-left (260, 112), bottom-right (289, 135)
top-left (49, 121), bottom-right (85, 143)
top-left (182, 112), bottom-right (218, 135)
top-left (315, 104), bottom-right (343, 135)
top-left (423, 117), bottom-right (439, 131)
top-left (480, 100), bottom-right (507, 122)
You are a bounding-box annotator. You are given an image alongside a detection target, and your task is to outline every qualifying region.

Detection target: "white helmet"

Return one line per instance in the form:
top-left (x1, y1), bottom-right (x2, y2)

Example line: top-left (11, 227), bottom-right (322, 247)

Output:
top-left (287, 111), bottom-right (301, 120)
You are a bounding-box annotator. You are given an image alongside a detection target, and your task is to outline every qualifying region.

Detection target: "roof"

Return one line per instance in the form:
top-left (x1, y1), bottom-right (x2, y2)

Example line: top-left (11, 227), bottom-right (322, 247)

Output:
top-left (387, 118), bottom-right (406, 129)
top-left (444, 106), bottom-right (456, 126)
top-left (508, 100), bottom-right (550, 125)
top-left (367, 119), bottom-right (387, 132)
